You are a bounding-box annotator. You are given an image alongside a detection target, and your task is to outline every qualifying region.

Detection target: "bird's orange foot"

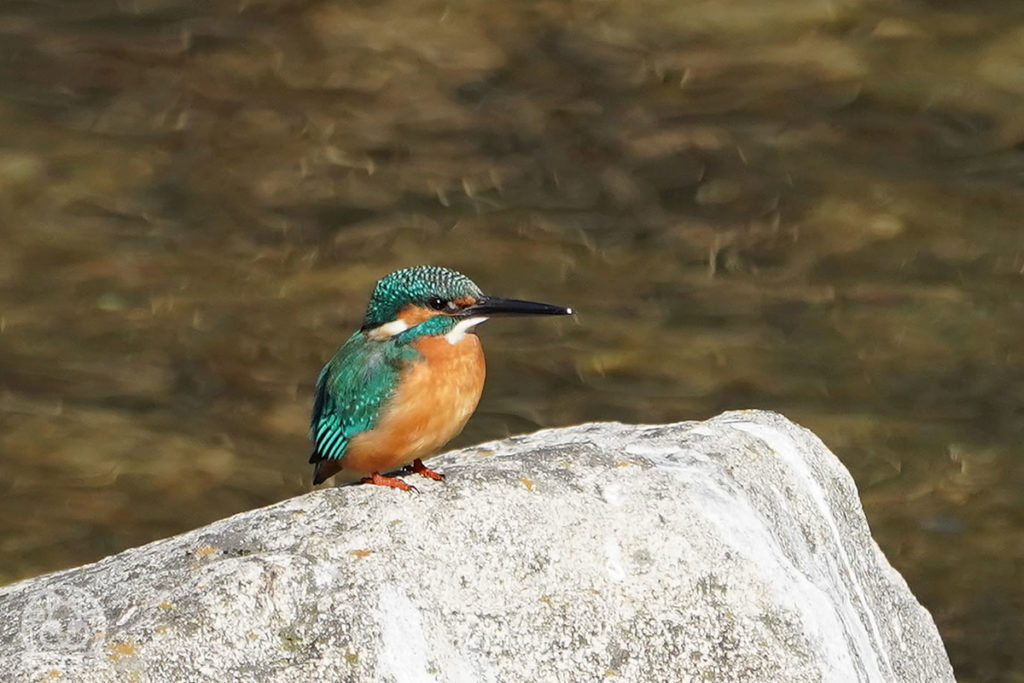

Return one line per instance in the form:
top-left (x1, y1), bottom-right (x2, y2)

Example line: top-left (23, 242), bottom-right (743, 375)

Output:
top-left (360, 472), bottom-right (416, 492)
top-left (406, 458), bottom-right (445, 481)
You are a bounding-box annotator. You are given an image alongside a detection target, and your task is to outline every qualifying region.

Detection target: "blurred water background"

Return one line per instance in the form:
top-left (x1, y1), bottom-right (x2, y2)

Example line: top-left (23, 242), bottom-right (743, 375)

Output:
top-left (0, 0), bottom-right (1022, 679)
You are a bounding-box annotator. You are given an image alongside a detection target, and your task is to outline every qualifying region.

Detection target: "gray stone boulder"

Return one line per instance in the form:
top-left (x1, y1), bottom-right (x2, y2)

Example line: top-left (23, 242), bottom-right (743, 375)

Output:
top-left (0, 411), bottom-right (953, 682)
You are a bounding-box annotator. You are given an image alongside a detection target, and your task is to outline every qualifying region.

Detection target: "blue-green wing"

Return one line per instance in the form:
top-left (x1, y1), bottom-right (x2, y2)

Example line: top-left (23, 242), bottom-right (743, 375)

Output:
top-left (309, 365), bottom-right (352, 463)
top-left (308, 332), bottom-right (413, 466)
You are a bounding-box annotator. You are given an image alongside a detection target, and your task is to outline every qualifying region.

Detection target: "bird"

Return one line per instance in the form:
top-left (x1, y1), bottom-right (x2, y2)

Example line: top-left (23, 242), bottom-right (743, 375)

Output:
top-left (308, 265), bottom-right (573, 490)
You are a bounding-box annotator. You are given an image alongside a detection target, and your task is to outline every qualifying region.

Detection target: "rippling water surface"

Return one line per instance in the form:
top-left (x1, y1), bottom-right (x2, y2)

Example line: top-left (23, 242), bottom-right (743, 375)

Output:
top-left (1, 1), bottom-right (1022, 679)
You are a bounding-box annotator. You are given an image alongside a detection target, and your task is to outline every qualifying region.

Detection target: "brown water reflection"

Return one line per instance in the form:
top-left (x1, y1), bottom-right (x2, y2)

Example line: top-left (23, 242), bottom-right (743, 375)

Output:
top-left (1, 0), bottom-right (1022, 679)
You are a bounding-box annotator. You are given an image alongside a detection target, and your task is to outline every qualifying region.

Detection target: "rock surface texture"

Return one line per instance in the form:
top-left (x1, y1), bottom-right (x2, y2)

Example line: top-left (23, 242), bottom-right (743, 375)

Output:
top-left (0, 411), bottom-right (953, 682)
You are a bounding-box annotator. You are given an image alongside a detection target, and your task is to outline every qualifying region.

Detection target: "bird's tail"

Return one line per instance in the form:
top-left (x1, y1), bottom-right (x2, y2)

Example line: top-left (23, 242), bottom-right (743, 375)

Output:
top-left (311, 457), bottom-right (343, 485)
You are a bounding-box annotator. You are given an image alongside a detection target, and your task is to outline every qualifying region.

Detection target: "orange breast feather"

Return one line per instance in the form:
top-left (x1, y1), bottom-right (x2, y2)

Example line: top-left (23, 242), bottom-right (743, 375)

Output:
top-left (342, 334), bottom-right (486, 474)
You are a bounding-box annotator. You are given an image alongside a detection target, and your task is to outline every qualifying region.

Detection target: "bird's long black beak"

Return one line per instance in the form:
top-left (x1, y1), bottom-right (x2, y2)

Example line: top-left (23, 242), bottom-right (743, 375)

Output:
top-left (460, 296), bottom-right (573, 318)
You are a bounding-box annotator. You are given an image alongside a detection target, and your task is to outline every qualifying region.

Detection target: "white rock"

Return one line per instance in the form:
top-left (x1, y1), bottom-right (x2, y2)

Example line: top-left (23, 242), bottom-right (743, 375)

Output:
top-left (0, 411), bottom-right (953, 682)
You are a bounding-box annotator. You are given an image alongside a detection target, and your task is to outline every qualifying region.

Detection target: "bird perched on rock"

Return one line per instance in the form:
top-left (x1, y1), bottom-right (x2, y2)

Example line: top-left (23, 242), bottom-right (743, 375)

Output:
top-left (309, 265), bottom-right (573, 490)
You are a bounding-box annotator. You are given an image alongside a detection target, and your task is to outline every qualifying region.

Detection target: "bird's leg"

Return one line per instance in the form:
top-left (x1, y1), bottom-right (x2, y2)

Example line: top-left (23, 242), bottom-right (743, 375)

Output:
top-left (406, 458), bottom-right (445, 481)
top-left (359, 472), bottom-right (416, 492)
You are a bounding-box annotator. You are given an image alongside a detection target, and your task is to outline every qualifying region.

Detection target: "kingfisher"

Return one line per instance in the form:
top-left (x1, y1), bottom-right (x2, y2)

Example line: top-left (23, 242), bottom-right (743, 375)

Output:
top-left (309, 265), bottom-right (573, 490)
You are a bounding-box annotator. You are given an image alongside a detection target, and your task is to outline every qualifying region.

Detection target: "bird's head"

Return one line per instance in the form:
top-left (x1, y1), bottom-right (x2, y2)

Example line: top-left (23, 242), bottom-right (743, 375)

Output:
top-left (361, 266), bottom-right (572, 342)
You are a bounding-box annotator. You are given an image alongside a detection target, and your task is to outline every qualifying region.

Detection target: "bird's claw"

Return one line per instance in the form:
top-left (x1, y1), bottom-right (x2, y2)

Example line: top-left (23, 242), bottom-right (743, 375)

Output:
top-left (406, 458), bottom-right (445, 481)
top-left (360, 472), bottom-right (417, 492)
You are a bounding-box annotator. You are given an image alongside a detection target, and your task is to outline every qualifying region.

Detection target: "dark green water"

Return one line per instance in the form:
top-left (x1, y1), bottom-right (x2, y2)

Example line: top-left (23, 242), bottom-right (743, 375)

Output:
top-left (1, 1), bottom-right (1022, 679)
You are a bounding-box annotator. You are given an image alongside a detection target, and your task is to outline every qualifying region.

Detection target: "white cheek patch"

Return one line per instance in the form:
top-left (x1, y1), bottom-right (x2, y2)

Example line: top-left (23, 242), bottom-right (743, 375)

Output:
top-left (445, 316), bottom-right (488, 344)
top-left (367, 319), bottom-right (410, 340)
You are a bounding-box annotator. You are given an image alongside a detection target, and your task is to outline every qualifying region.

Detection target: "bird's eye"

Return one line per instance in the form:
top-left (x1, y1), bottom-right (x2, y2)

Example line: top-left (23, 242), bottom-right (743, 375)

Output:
top-left (427, 296), bottom-right (448, 311)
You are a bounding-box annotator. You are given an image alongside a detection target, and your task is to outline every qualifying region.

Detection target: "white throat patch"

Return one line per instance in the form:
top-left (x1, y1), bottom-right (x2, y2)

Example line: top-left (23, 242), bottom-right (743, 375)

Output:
top-left (445, 316), bottom-right (488, 344)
